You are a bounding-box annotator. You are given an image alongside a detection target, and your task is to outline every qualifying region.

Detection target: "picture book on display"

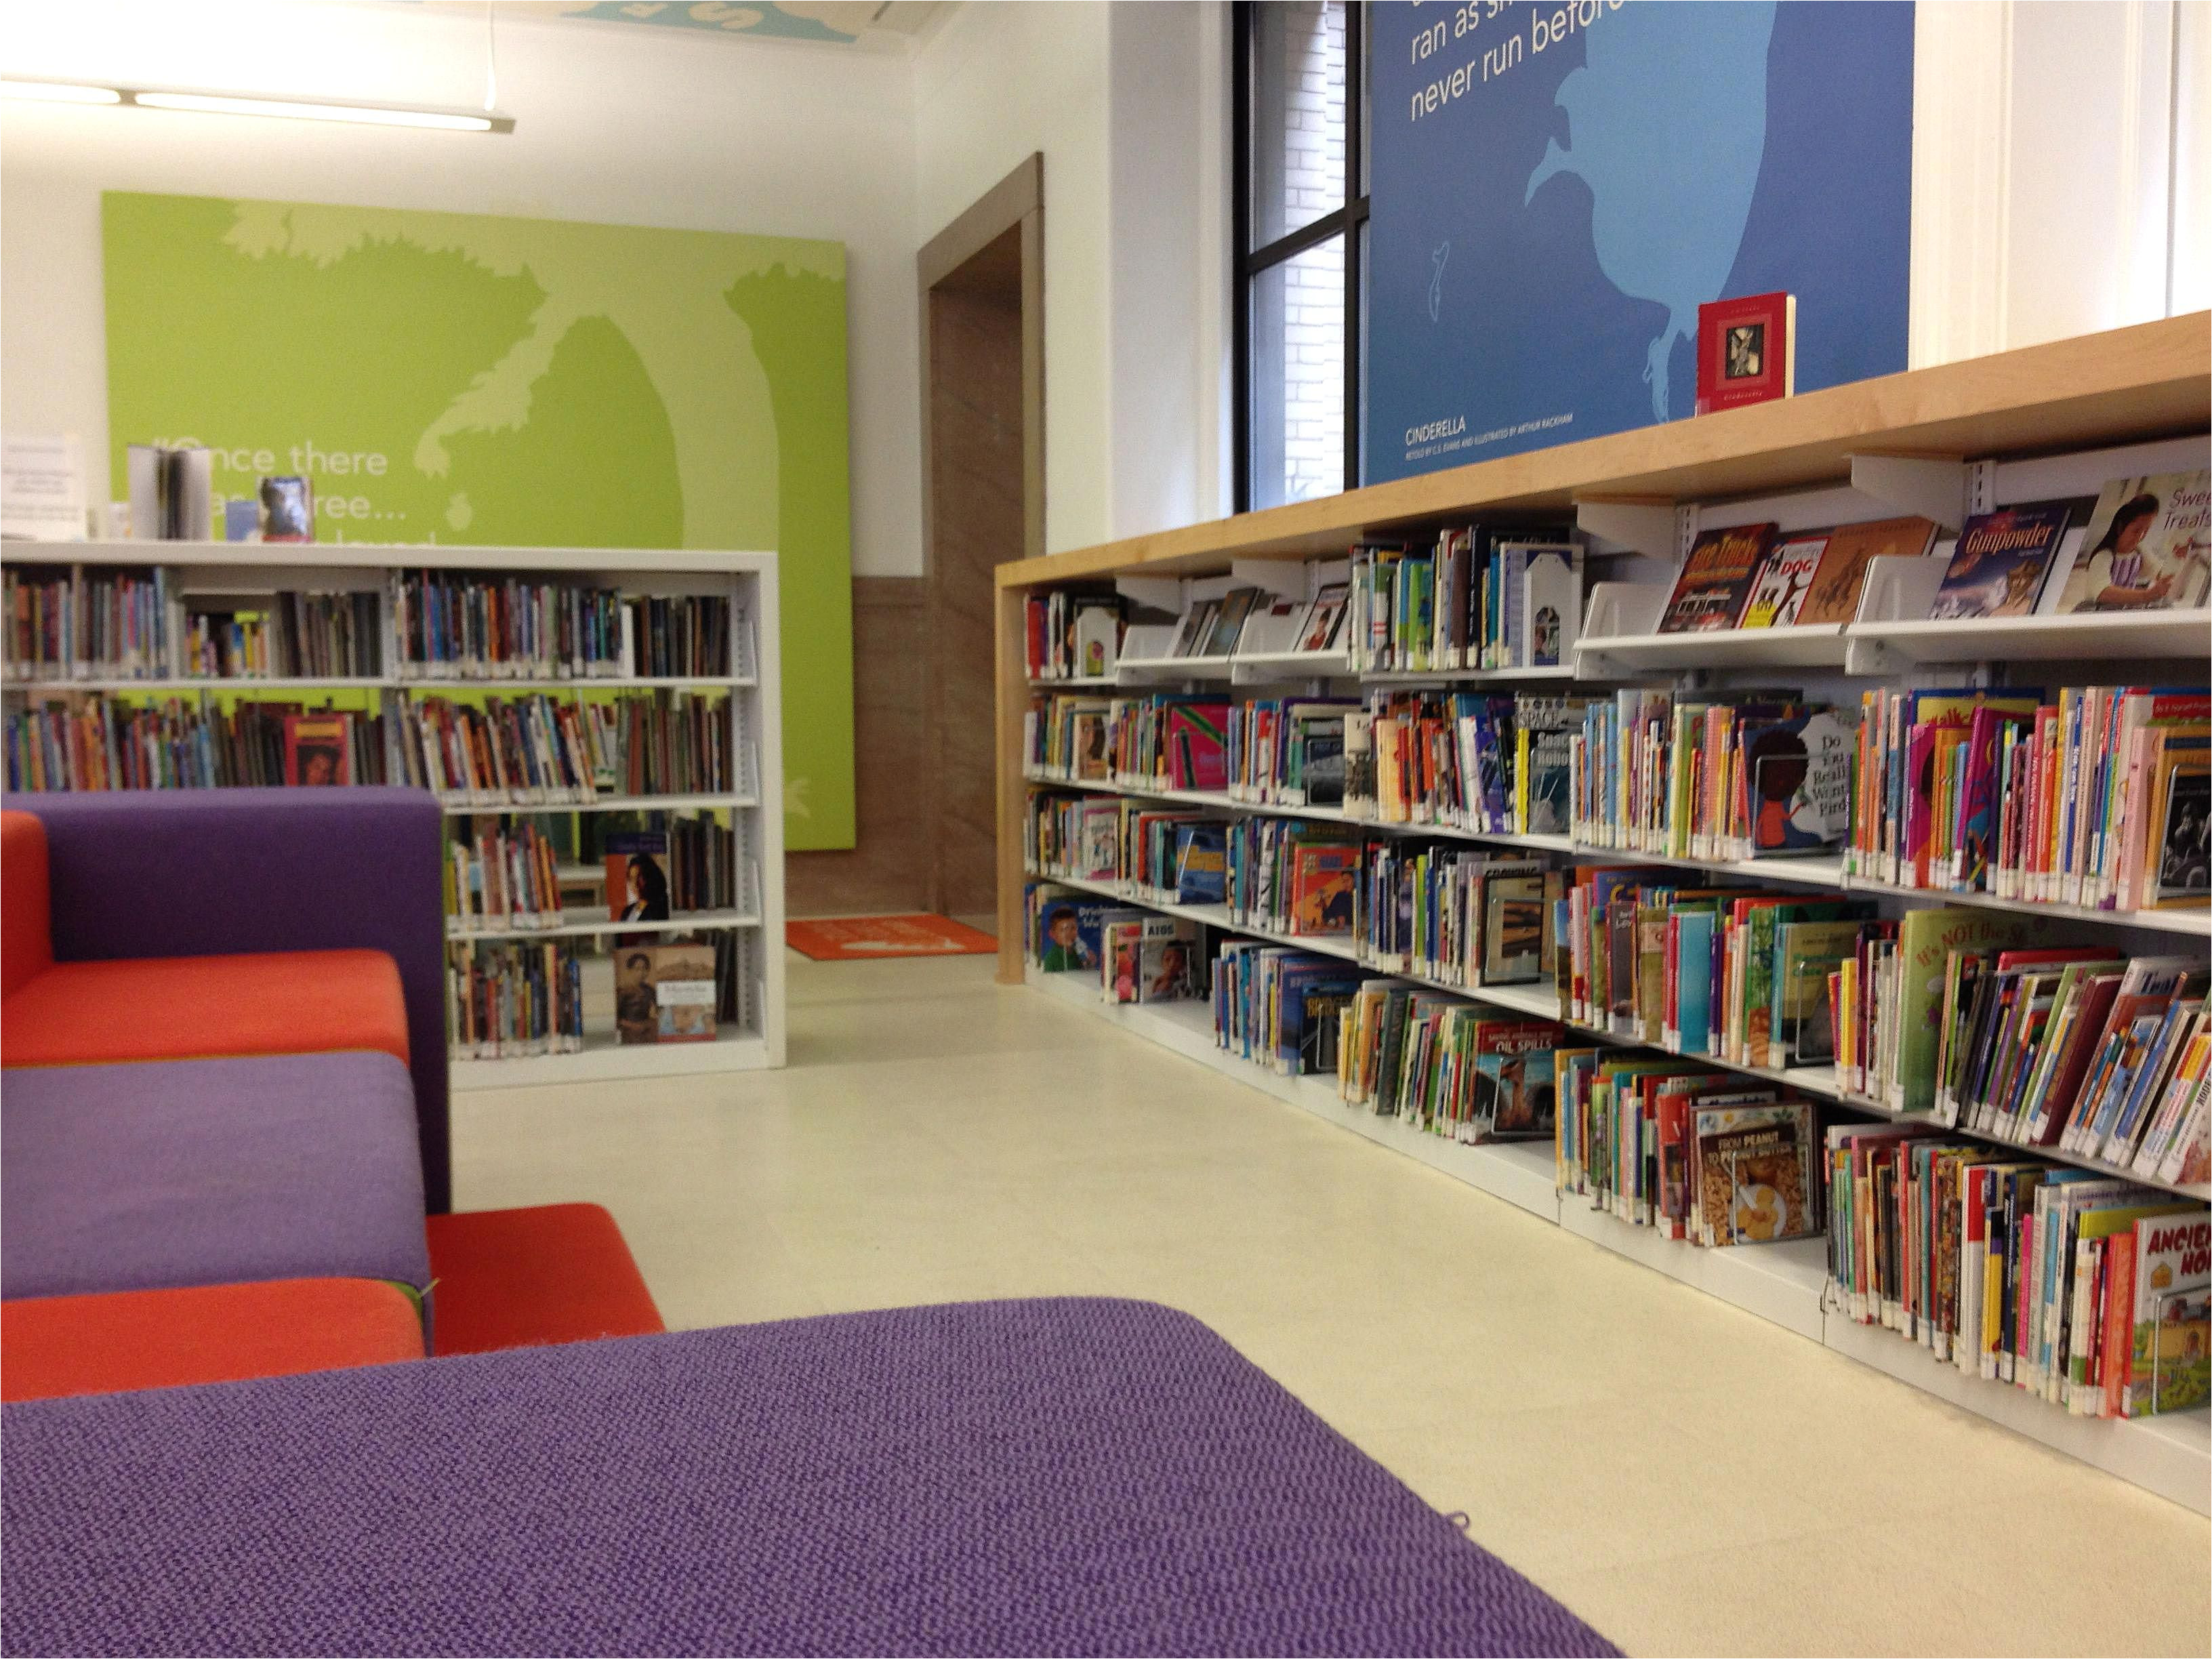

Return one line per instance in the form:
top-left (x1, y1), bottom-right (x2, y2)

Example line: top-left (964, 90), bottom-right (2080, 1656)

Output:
top-left (1795, 516), bottom-right (1940, 626)
top-left (605, 832), bottom-right (671, 921)
top-left (1656, 524), bottom-right (1773, 632)
top-left (1695, 291), bottom-right (1795, 415)
top-left (1298, 583), bottom-right (1350, 653)
top-left (613, 942), bottom-right (718, 1045)
top-left (281, 713), bottom-right (350, 786)
top-left (1928, 499), bottom-right (2085, 620)
top-left (2049, 470), bottom-right (2212, 614)
top-left (1736, 531), bottom-right (1828, 628)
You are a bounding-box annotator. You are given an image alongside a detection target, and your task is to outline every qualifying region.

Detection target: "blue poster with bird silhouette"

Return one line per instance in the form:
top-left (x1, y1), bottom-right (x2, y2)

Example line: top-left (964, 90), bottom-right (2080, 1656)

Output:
top-left (1366, 1), bottom-right (1912, 482)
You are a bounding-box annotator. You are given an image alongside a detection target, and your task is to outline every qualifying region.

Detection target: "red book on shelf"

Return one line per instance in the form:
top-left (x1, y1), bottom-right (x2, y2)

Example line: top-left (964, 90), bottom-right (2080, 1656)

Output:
top-left (1696, 291), bottom-right (1796, 415)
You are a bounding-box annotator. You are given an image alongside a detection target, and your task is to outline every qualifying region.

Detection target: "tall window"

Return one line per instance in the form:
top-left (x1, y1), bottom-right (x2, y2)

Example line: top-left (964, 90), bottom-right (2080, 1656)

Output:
top-left (1235, 1), bottom-right (1368, 512)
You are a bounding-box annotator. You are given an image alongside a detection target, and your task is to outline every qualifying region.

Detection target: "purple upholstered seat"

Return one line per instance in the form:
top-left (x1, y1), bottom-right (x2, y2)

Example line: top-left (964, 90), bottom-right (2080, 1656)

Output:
top-left (1, 1297), bottom-right (1616, 1658)
top-left (1, 1052), bottom-right (429, 1303)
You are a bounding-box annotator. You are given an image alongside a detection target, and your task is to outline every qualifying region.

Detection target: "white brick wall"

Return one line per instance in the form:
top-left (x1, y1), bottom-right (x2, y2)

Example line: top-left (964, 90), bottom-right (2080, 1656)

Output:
top-left (1258, 0), bottom-right (1345, 504)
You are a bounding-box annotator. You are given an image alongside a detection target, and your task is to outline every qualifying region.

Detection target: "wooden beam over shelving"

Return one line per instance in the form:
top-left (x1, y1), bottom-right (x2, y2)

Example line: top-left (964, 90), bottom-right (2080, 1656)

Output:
top-left (998, 312), bottom-right (2210, 586)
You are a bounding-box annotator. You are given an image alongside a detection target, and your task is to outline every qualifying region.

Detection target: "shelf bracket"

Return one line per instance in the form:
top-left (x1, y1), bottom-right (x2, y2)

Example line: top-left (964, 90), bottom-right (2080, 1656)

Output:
top-left (1572, 498), bottom-right (1676, 561)
top-left (1848, 453), bottom-right (1971, 531)
top-left (1230, 558), bottom-right (1309, 599)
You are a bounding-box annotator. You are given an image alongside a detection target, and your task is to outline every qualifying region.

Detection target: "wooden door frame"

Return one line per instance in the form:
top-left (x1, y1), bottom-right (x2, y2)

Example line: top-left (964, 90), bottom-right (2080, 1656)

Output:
top-left (918, 154), bottom-right (1043, 944)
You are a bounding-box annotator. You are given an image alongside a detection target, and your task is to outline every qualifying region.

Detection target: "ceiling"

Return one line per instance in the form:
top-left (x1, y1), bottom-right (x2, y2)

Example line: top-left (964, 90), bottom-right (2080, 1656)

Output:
top-left (433, 2), bottom-right (947, 50)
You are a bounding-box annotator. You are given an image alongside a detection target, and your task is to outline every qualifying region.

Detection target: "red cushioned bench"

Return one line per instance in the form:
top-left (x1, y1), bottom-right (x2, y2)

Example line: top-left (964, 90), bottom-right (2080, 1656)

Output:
top-left (0, 1278), bottom-right (426, 1403)
top-left (426, 1203), bottom-right (664, 1355)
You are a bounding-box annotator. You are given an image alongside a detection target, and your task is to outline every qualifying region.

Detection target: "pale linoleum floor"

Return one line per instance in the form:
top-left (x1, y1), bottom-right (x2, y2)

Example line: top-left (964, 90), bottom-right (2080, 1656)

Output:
top-left (453, 953), bottom-right (2212, 1658)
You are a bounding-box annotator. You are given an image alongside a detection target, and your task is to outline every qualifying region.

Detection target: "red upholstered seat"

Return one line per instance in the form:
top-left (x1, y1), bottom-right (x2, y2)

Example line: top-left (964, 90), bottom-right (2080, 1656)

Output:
top-left (0, 950), bottom-right (410, 1069)
top-left (0, 1277), bottom-right (425, 1402)
top-left (426, 1203), bottom-right (664, 1355)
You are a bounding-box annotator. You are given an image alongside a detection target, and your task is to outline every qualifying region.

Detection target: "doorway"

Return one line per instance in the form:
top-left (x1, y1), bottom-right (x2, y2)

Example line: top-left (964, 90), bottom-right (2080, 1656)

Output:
top-left (918, 155), bottom-right (1044, 921)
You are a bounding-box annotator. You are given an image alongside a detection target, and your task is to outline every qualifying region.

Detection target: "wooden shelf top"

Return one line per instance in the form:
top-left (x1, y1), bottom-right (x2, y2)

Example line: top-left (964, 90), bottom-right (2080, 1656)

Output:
top-left (999, 314), bottom-right (2211, 586)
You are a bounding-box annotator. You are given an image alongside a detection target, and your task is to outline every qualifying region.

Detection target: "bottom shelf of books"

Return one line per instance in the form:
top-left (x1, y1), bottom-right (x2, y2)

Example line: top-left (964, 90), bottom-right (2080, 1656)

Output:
top-left (1019, 882), bottom-right (2212, 1515)
top-left (447, 926), bottom-right (771, 1086)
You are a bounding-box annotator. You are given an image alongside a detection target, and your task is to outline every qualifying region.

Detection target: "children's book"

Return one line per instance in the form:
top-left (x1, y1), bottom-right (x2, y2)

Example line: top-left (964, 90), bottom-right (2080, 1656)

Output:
top-left (1694, 1101), bottom-right (1816, 1246)
top-left (1289, 843), bottom-right (1360, 935)
top-left (1656, 524), bottom-right (1774, 632)
top-left (1738, 707), bottom-right (1854, 855)
top-left (1137, 916), bottom-right (1203, 1002)
top-left (648, 942), bottom-right (718, 1042)
top-left (1927, 501), bottom-right (2081, 619)
top-left (1737, 531), bottom-right (1829, 628)
top-left (605, 831), bottom-right (671, 921)
top-left (282, 713), bottom-right (350, 786)
top-left (2125, 1212), bottom-right (2211, 1416)
top-left (1172, 821), bottom-right (1228, 904)
top-left (1298, 583), bottom-right (1350, 652)
top-left (2051, 470), bottom-right (2212, 613)
top-left (1796, 516), bottom-right (1939, 625)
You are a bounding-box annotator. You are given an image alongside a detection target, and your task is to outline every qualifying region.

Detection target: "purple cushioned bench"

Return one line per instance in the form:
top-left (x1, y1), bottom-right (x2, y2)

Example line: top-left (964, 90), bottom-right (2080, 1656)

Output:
top-left (1, 1298), bottom-right (1615, 1658)
top-left (1, 1052), bottom-right (430, 1303)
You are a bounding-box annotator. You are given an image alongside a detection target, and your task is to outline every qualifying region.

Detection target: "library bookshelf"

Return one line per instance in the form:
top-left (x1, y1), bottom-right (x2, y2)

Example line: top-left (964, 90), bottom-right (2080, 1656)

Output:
top-left (1, 541), bottom-right (785, 1085)
top-left (994, 313), bottom-right (2212, 1512)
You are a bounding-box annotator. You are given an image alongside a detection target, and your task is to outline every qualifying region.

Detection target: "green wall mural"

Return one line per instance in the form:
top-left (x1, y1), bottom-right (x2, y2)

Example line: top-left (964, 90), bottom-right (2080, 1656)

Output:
top-left (100, 189), bottom-right (855, 849)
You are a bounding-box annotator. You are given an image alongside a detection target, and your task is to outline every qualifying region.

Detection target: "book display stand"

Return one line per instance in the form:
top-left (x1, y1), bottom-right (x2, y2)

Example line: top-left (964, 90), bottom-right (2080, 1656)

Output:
top-left (996, 316), bottom-right (2212, 1512)
top-left (2, 542), bottom-right (785, 1085)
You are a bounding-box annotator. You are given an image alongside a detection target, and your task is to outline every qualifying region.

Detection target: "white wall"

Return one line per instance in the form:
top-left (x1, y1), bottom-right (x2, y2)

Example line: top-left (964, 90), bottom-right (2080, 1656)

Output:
top-left (1912, 0), bottom-right (2206, 365)
top-left (912, 0), bottom-right (1233, 553)
top-left (0, 0), bottom-right (924, 577)
top-left (912, 0), bottom-right (1112, 554)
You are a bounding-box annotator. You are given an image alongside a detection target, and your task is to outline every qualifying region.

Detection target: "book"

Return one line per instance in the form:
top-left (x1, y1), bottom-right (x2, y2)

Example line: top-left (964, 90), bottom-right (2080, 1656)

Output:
top-left (1202, 587), bottom-right (1261, 657)
top-left (1288, 842), bottom-right (1359, 935)
top-left (605, 832), bottom-right (672, 921)
top-left (1927, 501), bottom-right (2079, 620)
top-left (1695, 290), bottom-right (1795, 415)
top-left (1138, 917), bottom-right (1203, 1002)
top-left (1070, 599), bottom-right (1121, 676)
top-left (2051, 470), bottom-right (2212, 613)
top-left (1694, 1101), bottom-right (1816, 1245)
top-left (1298, 583), bottom-right (1350, 652)
top-left (260, 475), bottom-right (314, 544)
top-left (2127, 1212), bottom-right (2210, 1416)
top-left (1737, 531), bottom-right (1829, 628)
top-left (1795, 515), bottom-right (1940, 626)
top-left (1172, 821), bottom-right (1228, 903)
top-left (2154, 760), bottom-right (2212, 906)
top-left (281, 713), bottom-right (350, 786)
top-left (1656, 524), bottom-right (1774, 632)
top-left (647, 941), bottom-right (718, 1042)
top-left (1510, 541), bottom-right (1580, 665)
top-left (1739, 707), bottom-right (1854, 855)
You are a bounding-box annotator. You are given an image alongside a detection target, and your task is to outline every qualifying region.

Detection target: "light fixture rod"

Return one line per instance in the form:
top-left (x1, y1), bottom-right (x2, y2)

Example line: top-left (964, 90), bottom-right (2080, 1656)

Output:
top-left (0, 77), bottom-right (513, 134)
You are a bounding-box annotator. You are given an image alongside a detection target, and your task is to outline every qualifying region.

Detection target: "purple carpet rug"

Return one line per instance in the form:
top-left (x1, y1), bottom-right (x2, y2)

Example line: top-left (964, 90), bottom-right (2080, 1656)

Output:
top-left (1, 1296), bottom-right (1616, 1657)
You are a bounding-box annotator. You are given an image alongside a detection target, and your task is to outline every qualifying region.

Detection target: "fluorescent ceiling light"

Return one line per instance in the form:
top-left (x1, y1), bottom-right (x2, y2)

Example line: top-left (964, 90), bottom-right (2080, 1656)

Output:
top-left (1, 79), bottom-right (123, 104)
top-left (0, 77), bottom-right (511, 133)
top-left (133, 92), bottom-right (501, 131)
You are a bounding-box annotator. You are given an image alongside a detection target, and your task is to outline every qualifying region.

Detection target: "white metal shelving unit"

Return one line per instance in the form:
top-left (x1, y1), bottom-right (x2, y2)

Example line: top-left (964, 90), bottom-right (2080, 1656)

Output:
top-left (1006, 339), bottom-right (2212, 1511)
top-left (1, 540), bottom-right (787, 1084)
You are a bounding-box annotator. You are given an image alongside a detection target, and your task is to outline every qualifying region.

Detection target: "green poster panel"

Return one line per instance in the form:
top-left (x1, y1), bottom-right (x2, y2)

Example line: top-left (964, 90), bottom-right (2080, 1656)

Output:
top-left (100, 190), bottom-right (855, 850)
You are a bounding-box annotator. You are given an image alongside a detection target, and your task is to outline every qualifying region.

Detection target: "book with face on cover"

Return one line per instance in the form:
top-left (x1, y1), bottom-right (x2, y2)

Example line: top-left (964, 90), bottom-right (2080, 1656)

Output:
top-left (1656, 524), bottom-right (1775, 632)
top-left (1299, 582), bottom-right (1351, 653)
top-left (282, 713), bottom-right (350, 786)
top-left (606, 832), bottom-right (671, 921)
top-left (2051, 470), bottom-right (2212, 614)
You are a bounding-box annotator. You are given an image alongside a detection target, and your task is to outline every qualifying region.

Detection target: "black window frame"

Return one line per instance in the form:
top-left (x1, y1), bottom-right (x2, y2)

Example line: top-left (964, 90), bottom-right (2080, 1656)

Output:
top-left (1233, 0), bottom-right (1369, 514)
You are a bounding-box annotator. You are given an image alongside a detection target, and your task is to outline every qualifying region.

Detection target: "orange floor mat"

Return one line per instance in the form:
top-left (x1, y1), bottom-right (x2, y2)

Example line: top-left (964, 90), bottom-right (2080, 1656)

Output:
top-left (785, 914), bottom-right (997, 960)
